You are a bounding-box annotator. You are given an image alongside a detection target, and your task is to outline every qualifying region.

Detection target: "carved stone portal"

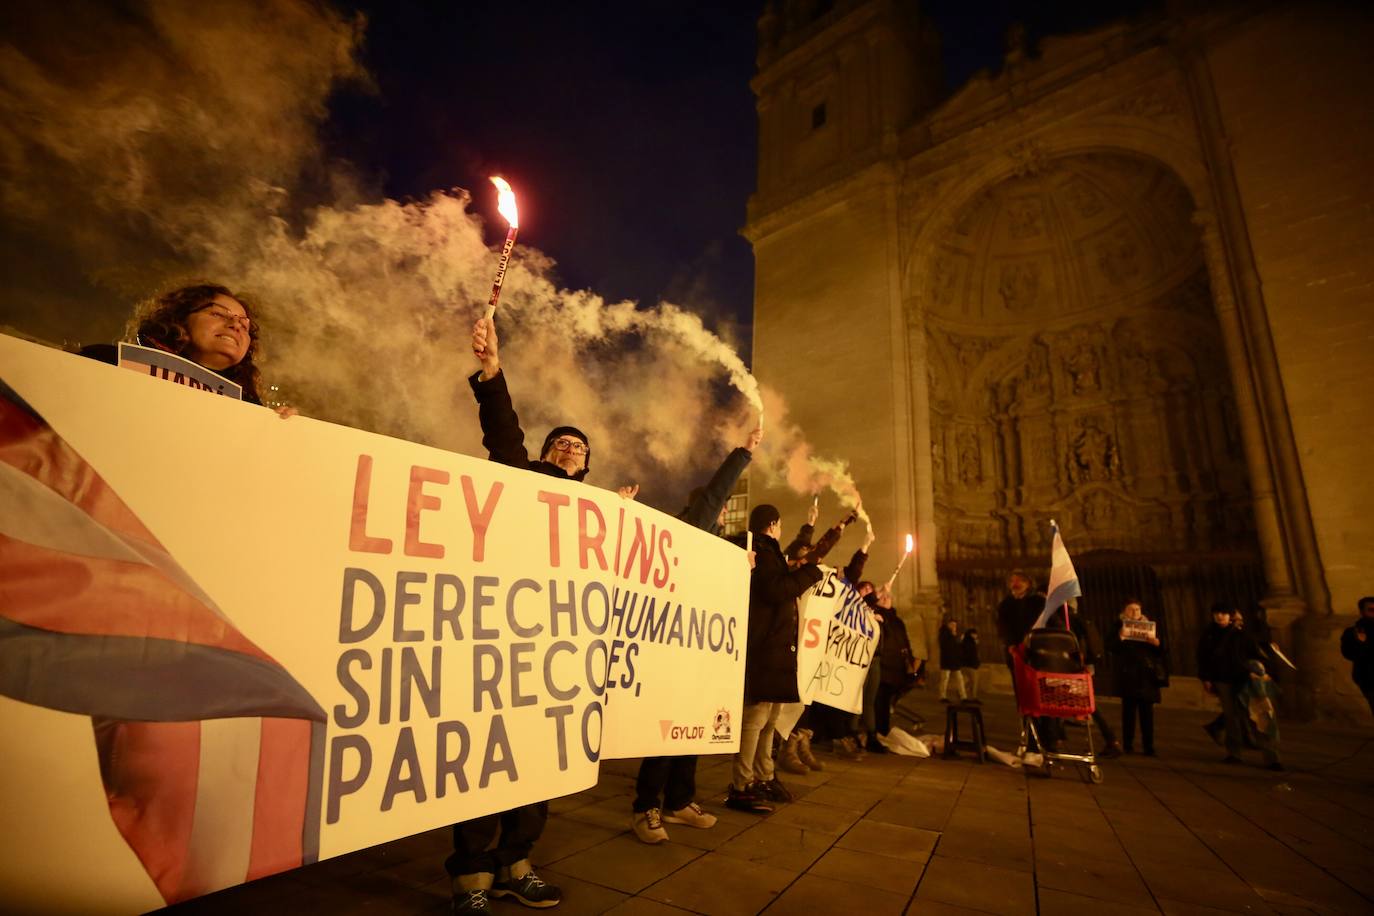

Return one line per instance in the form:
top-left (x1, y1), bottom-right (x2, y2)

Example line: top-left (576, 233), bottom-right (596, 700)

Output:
top-left (922, 153), bottom-right (1254, 562)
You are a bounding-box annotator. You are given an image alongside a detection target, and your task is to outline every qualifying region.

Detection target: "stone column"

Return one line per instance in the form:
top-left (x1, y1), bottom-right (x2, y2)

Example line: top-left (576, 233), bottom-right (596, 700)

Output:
top-left (1193, 209), bottom-right (1300, 614)
top-left (1182, 44), bottom-right (1331, 621)
top-left (1183, 37), bottom-right (1336, 717)
top-left (905, 304), bottom-right (943, 661)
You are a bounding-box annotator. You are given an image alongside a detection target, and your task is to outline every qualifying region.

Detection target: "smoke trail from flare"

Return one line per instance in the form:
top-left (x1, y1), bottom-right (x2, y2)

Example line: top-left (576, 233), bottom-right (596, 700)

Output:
top-left (755, 387), bottom-right (871, 535)
top-left (0, 0), bottom-right (844, 510)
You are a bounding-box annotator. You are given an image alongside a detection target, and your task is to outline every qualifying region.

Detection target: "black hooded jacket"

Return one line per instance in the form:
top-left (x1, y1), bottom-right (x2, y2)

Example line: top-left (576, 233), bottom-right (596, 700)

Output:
top-left (732, 532), bottom-right (823, 703)
top-left (1196, 622), bottom-right (1254, 685)
top-left (783, 524), bottom-right (867, 583)
top-left (1341, 616), bottom-right (1374, 690)
top-left (469, 369), bottom-right (584, 479)
top-left (997, 592), bottom-right (1046, 649)
top-left (676, 448), bottom-right (751, 533)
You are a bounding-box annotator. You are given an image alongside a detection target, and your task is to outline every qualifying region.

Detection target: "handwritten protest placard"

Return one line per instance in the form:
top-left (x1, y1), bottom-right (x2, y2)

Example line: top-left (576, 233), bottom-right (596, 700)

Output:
top-left (0, 333), bottom-right (747, 913)
top-left (1121, 618), bottom-right (1157, 642)
top-left (795, 568), bottom-right (879, 714)
top-left (117, 341), bottom-right (243, 399)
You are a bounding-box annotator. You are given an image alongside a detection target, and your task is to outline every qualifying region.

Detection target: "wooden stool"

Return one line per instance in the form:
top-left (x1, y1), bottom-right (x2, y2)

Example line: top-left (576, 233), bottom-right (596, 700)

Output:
top-left (943, 702), bottom-right (987, 762)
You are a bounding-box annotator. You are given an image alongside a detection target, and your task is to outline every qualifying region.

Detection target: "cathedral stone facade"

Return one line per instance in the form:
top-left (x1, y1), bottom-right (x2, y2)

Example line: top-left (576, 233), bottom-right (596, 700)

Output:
top-left (745, 1), bottom-right (1374, 719)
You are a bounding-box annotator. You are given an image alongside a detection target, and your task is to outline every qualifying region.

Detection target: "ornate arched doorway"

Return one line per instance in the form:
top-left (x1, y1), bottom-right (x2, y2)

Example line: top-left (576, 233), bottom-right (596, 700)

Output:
top-left (919, 152), bottom-right (1265, 676)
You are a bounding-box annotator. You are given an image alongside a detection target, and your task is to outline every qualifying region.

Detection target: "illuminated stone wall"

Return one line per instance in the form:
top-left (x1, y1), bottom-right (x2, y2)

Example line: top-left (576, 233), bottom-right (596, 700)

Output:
top-left (747, 1), bottom-right (1374, 718)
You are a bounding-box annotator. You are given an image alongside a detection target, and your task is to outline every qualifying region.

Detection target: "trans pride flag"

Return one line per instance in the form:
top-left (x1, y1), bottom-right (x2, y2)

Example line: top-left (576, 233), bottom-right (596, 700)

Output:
top-left (1033, 519), bottom-right (1082, 630)
top-left (0, 376), bottom-right (326, 903)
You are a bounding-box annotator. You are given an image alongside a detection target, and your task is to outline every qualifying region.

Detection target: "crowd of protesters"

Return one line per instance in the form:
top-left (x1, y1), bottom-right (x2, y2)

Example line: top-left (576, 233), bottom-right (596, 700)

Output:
top-left (68, 284), bottom-right (1364, 916)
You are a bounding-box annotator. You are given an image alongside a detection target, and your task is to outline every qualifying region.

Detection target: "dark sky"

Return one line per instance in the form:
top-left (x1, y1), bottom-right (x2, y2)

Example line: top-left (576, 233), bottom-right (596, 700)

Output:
top-left (323, 0), bottom-right (1153, 349)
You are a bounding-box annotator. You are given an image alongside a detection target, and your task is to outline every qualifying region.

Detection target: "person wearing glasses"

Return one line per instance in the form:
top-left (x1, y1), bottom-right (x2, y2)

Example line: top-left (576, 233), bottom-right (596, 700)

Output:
top-left (469, 315), bottom-right (591, 483)
top-left (80, 283), bottom-right (269, 406)
top-left (445, 314), bottom-right (573, 914)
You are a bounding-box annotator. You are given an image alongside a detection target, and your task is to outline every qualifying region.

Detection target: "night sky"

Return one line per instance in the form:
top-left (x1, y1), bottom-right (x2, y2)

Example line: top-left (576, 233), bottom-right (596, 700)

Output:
top-left (0, 0), bottom-right (1153, 349)
top-left (319, 0), bottom-right (1152, 349)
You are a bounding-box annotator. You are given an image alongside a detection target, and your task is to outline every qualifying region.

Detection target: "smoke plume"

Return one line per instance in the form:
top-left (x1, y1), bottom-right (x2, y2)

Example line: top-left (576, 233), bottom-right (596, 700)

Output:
top-left (0, 0), bottom-right (864, 513)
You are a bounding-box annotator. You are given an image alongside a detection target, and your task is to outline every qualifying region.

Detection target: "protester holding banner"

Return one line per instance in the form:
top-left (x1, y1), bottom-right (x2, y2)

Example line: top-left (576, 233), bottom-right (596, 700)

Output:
top-left (727, 505), bottom-right (823, 813)
top-left (80, 283), bottom-right (267, 404)
top-left (783, 516), bottom-right (870, 760)
top-left (784, 505), bottom-right (864, 573)
top-left (631, 428), bottom-right (761, 845)
top-left (444, 316), bottom-right (567, 914)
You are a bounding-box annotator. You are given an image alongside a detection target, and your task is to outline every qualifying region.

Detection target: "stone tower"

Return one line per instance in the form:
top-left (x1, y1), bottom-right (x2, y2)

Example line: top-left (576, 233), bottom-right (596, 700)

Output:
top-left (746, 1), bottom-right (1374, 719)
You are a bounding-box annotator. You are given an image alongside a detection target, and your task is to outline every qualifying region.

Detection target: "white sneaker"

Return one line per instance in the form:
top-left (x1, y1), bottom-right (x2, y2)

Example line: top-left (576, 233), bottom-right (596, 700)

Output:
top-left (664, 801), bottom-right (717, 829)
top-left (632, 807), bottom-right (669, 844)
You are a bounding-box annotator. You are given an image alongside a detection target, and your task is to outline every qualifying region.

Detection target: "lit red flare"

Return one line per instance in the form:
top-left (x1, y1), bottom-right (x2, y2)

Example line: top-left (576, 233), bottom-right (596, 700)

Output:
top-left (485, 176), bottom-right (520, 319)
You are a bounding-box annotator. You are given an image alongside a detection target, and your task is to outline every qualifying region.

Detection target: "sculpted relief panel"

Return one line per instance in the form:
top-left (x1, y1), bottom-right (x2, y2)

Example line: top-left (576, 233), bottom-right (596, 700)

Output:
top-left (926, 311), bottom-right (1252, 560)
top-left (915, 152), bottom-right (1248, 561)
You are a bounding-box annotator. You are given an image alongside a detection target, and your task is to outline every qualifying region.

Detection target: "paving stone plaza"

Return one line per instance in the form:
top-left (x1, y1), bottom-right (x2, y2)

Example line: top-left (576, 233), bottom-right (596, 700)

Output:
top-left (170, 690), bottom-right (1373, 915)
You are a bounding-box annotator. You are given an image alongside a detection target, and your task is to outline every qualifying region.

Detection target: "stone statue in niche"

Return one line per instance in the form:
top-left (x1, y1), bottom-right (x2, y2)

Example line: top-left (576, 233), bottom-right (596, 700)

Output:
top-left (998, 262), bottom-right (1041, 312)
top-left (1066, 417), bottom-right (1121, 485)
top-left (932, 255), bottom-right (960, 307)
top-left (932, 436), bottom-right (946, 483)
top-left (1064, 343), bottom-right (1102, 394)
top-left (958, 429), bottom-right (982, 486)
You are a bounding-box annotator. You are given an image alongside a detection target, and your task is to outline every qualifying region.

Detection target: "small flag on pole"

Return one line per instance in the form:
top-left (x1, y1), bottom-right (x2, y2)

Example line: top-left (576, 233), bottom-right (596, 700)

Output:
top-left (1034, 519), bottom-right (1082, 629)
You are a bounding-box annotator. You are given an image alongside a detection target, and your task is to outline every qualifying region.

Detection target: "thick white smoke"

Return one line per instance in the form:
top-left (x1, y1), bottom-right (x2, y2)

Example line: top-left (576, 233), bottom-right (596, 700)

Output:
top-left (0, 0), bottom-right (864, 512)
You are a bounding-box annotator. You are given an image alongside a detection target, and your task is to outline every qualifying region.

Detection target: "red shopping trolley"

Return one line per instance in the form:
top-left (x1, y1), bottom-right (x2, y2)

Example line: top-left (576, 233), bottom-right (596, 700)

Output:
top-left (1012, 628), bottom-right (1103, 783)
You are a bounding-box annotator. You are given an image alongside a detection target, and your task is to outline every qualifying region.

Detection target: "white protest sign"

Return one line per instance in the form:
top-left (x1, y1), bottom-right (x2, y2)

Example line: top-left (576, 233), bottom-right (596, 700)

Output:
top-left (0, 334), bottom-right (746, 913)
top-left (1121, 618), bottom-right (1157, 642)
top-left (117, 341), bottom-right (243, 399)
top-left (795, 566), bottom-right (879, 714)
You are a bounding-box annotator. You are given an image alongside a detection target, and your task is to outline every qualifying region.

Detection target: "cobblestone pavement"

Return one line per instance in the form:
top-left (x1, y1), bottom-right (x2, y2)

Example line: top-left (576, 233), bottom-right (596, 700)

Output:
top-left (169, 691), bottom-right (1374, 915)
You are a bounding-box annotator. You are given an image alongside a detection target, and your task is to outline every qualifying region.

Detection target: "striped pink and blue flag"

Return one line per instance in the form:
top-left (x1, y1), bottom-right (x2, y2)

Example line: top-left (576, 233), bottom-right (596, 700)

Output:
top-left (1034, 519), bottom-right (1081, 629)
top-left (0, 376), bottom-right (326, 903)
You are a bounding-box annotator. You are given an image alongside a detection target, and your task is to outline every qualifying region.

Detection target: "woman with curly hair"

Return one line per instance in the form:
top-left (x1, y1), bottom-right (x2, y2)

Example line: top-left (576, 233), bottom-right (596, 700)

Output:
top-left (83, 283), bottom-right (281, 409)
top-left (127, 283), bottom-right (264, 403)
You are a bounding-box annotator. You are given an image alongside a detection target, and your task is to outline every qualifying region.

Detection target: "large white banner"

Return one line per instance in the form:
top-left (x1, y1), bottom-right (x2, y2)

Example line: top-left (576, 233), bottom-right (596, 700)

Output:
top-left (0, 334), bottom-right (747, 913)
top-left (796, 567), bottom-right (880, 714)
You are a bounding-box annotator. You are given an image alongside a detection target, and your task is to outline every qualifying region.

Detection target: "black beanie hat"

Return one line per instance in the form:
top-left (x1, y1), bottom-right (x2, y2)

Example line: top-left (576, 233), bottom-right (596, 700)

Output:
top-left (541, 426), bottom-right (591, 480)
top-left (748, 504), bottom-right (780, 534)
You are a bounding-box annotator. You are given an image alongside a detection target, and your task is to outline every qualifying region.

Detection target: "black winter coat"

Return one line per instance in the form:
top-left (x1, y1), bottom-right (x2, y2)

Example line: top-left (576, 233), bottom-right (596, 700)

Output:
top-left (1196, 622), bottom-right (1253, 685)
top-left (1341, 617), bottom-right (1374, 690)
top-left (938, 629), bottom-right (963, 670)
top-left (675, 448), bottom-right (751, 533)
top-left (783, 523), bottom-right (855, 572)
top-left (1109, 619), bottom-right (1166, 703)
top-left (739, 533), bottom-right (823, 703)
top-left (997, 593), bottom-right (1046, 649)
top-left (961, 633), bottom-right (982, 669)
top-left (1067, 613), bottom-right (1103, 667)
top-left (470, 370), bottom-right (581, 479)
top-left (877, 608), bottom-right (914, 687)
